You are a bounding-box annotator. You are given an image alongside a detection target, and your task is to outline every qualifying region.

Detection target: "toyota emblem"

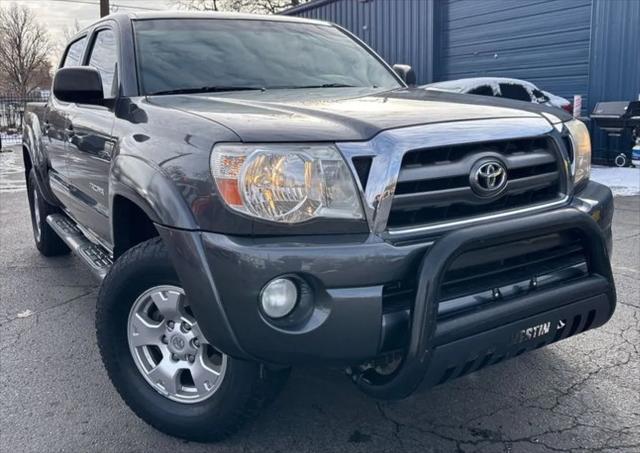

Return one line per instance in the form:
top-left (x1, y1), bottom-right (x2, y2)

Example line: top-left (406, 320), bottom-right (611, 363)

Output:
top-left (470, 159), bottom-right (507, 197)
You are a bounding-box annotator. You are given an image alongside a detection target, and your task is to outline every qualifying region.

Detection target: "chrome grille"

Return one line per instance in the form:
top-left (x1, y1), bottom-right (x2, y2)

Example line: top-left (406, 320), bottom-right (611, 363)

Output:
top-left (387, 137), bottom-right (563, 229)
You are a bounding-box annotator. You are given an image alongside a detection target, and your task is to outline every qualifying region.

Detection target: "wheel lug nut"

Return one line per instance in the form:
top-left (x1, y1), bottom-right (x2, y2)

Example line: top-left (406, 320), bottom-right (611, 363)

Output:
top-left (167, 320), bottom-right (175, 330)
top-left (192, 338), bottom-right (200, 348)
top-left (182, 323), bottom-right (191, 332)
top-left (161, 335), bottom-right (168, 344)
top-left (187, 354), bottom-right (195, 363)
top-left (171, 353), bottom-right (180, 361)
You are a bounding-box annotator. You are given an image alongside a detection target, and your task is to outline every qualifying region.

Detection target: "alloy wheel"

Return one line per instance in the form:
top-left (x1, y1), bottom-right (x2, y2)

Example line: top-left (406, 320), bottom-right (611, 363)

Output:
top-left (32, 187), bottom-right (41, 241)
top-left (127, 285), bottom-right (227, 404)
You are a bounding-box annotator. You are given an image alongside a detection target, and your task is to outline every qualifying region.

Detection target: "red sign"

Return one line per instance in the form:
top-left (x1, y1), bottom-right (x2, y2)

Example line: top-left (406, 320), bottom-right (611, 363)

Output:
top-left (573, 95), bottom-right (582, 118)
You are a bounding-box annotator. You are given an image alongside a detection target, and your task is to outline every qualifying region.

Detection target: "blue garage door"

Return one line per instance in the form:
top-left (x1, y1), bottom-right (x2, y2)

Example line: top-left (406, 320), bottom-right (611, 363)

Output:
top-left (438, 0), bottom-right (593, 105)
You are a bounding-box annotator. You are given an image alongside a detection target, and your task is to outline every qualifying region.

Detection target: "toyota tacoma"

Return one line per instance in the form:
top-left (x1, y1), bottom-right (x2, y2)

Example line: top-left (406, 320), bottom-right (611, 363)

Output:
top-left (23, 12), bottom-right (616, 442)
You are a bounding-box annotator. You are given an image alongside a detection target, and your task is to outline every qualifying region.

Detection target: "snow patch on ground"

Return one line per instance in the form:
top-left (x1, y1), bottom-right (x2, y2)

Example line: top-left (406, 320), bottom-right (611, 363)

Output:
top-left (591, 166), bottom-right (640, 196)
top-left (0, 148), bottom-right (26, 193)
top-left (1, 133), bottom-right (22, 146)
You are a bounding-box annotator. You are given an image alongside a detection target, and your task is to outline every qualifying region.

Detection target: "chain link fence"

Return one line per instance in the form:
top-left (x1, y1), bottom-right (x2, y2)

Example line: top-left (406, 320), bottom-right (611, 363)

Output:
top-left (1, 92), bottom-right (49, 150)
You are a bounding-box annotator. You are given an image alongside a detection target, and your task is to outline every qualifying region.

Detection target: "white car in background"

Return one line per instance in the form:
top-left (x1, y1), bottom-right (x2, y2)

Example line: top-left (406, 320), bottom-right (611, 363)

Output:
top-left (421, 77), bottom-right (573, 113)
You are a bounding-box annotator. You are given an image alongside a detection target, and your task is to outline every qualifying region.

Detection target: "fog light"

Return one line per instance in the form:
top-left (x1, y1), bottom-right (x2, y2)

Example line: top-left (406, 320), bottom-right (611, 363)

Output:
top-left (260, 278), bottom-right (298, 319)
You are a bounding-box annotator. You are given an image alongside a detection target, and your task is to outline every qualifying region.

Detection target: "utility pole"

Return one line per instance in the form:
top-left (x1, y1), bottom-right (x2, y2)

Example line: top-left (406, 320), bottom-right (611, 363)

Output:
top-left (100, 0), bottom-right (110, 17)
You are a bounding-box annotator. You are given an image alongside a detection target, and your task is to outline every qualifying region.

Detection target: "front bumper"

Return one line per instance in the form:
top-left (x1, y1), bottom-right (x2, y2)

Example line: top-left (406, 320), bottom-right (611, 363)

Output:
top-left (158, 180), bottom-right (615, 395)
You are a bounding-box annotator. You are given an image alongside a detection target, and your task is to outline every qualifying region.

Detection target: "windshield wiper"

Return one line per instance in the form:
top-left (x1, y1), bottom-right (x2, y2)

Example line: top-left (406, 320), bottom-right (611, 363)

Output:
top-left (275, 83), bottom-right (361, 89)
top-left (148, 86), bottom-right (266, 96)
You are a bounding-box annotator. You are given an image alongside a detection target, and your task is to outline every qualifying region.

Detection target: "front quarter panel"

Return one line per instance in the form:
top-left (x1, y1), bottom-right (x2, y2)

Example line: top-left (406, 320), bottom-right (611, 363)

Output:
top-left (109, 98), bottom-right (251, 357)
top-left (110, 97), bottom-right (241, 232)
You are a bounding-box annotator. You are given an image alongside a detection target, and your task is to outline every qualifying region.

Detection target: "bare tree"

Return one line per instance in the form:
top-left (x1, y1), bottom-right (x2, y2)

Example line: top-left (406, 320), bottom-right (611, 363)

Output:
top-left (0, 3), bottom-right (53, 96)
top-left (52, 18), bottom-right (83, 63)
top-left (174, 0), bottom-right (307, 14)
top-left (63, 19), bottom-right (83, 43)
top-left (175, 0), bottom-right (220, 10)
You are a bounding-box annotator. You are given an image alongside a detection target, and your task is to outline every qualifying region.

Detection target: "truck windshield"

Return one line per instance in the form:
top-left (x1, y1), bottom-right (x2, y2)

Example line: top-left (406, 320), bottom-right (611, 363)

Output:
top-left (133, 19), bottom-right (402, 95)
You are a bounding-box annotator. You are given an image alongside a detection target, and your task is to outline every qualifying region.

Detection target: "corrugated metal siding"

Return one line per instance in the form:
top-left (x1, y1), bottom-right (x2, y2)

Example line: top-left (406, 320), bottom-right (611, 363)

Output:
top-left (439, 0), bottom-right (593, 107)
top-left (588, 0), bottom-right (640, 163)
top-left (287, 0), bottom-right (437, 84)
top-left (588, 0), bottom-right (640, 110)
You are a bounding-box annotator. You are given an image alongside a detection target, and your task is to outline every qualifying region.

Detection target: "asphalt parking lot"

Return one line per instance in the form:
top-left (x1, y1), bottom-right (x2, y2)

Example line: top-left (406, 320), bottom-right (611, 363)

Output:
top-left (1, 148), bottom-right (638, 453)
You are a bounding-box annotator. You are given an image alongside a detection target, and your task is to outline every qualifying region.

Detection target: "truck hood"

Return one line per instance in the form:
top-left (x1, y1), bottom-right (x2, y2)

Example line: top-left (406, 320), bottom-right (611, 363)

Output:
top-left (147, 87), bottom-right (565, 142)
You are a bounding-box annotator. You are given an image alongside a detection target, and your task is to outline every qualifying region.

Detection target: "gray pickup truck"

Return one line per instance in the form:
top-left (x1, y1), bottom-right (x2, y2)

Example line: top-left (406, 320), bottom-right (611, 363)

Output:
top-left (23, 12), bottom-right (616, 442)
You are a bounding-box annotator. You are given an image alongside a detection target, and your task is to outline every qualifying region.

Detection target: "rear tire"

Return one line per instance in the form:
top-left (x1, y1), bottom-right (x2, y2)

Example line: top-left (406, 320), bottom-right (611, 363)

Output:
top-left (614, 153), bottom-right (628, 168)
top-left (27, 169), bottom-right (70, 256)
top-left (96, 238), bottom-right (289, 442)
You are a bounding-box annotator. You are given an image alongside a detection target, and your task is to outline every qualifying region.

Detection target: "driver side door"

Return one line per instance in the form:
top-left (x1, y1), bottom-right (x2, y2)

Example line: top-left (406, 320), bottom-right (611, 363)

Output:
top-left (64, 26), bottom-right (118, 247)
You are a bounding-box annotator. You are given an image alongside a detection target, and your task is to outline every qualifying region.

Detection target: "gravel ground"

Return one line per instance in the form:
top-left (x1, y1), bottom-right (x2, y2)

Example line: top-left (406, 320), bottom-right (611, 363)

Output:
top-left (1, 148), bottom-right (638, 453)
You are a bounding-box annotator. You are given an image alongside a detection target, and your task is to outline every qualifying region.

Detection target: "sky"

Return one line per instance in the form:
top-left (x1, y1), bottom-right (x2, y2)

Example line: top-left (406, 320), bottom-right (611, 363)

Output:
top-left (7, 0), bottom-right (177, 63)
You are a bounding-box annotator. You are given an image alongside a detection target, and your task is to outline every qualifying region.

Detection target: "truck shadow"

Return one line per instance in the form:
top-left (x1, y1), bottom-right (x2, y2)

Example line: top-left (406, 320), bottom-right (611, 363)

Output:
top-left (241, 346), bottom-right (618, 449)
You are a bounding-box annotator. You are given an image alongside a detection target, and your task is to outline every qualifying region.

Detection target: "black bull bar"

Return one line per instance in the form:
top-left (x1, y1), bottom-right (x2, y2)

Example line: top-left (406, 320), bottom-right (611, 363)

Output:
top-left (356, 207), bottom-right (616, 400)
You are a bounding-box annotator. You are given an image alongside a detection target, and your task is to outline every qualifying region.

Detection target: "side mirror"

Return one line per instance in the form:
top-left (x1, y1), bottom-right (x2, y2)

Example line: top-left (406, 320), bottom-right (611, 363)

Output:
top-left (53, 66), bottom-right (104, 105)
top-left (392, 64), bottom-right (416, 86)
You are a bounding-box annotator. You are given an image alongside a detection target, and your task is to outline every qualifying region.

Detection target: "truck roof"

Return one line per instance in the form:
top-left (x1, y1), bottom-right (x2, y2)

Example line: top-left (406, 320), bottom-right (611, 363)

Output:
top-left (75, 11), bottom-right (331, 36)
top-left (424, 77), bottom-right (539, 91)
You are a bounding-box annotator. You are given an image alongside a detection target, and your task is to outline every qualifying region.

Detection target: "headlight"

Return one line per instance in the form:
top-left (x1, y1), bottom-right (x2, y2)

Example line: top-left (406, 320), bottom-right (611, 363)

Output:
top-left (565, 119), bottom-right (591, 187)
top-left (210, 143), bottom-right (363, 223)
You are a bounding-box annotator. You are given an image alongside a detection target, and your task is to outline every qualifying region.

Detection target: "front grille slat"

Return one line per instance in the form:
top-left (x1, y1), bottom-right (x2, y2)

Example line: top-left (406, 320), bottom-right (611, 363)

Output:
top-left (388, 137), bottom-right (563, 231)
top-left (398, 160), bottom-right (468, 182)
top-left (504, 149), bottom-right (556, 168)
top-left (393, 187), bottom-right (474, 208)
top-left (505, 171), bottom-right (559, 193)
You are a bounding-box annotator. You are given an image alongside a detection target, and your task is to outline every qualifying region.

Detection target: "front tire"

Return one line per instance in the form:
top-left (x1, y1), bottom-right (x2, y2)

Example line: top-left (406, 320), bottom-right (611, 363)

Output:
top-left (96, 238), bottom-right (289, 442)
top-left (26, 169), bottom-right (70, 256)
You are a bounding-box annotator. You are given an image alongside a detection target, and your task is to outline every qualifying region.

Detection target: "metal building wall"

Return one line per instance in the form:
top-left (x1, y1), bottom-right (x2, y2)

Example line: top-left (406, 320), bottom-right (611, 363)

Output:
top-left (588, 0), bottom-right (640, 112)
top-left (438, 0), bottom-right (593, 109)
top-left (286, 0), bottom-right (438, 84)
top-left (587, 0), bottom-right (640, 163)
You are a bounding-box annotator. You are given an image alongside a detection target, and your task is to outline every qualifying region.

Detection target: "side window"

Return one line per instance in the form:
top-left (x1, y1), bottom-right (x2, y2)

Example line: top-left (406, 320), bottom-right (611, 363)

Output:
top-left (468, 85), bottom-right (494, 96)
top-left (62, 37), bottom-right (87, 67)
top-left (88, 29), bottom-right (118, 98)
top-left (498, 83), bottom-right (531, 102)
top-left (532, 88), bottom-right (549, 103)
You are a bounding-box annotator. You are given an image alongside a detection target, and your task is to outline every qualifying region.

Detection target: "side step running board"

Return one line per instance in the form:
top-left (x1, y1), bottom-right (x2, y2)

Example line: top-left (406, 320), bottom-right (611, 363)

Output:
top-left (46, 214), bottom-right (113, 280)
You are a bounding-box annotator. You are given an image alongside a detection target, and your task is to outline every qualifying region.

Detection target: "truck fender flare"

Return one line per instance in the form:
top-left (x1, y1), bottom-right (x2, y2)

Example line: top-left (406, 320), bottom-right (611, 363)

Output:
top-left (108, 156), bottom-right (249, 356)
top-left (22, 139), bottom-right (59, 206)
top-left (109, 155), bottom-right (249, 358)
top-left (109, 154), bottom-right (198, 231)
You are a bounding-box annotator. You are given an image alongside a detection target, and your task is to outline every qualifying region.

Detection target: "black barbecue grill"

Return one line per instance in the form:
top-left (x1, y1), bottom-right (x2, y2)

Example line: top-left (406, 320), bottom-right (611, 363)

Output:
top-left (590, 101), bottom-right (640, 166)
